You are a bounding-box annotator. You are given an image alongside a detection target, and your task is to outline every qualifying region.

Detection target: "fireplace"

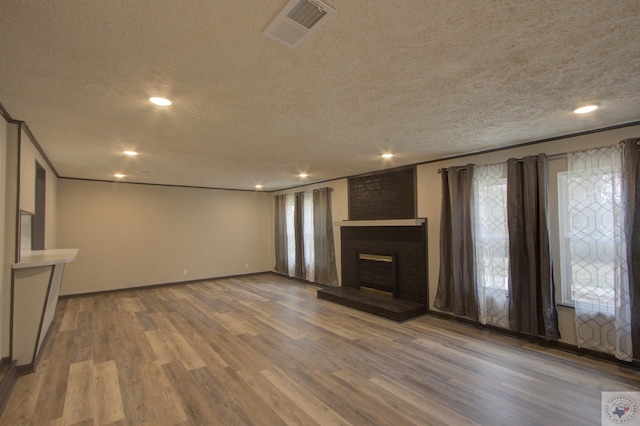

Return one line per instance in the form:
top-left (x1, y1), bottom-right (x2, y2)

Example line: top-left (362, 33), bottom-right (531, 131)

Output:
top-left (317, 168), bottom-right (427, 320)
top-left (317, 219), bottom-right (428, 321)
top-left (340, 222), bottom-right (427, 303)
top-left (357, 251), bottom-right (397, 297)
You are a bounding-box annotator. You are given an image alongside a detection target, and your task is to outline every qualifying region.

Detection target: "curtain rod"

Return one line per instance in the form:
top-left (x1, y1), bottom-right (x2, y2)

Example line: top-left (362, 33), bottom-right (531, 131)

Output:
top-left (436, 153), bottom-right (567, 173)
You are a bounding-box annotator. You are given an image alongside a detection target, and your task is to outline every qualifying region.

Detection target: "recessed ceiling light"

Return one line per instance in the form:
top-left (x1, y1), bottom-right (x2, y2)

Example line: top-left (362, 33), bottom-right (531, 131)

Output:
top-left (255, 184), bottom-right (263, 189)
top-left (149, 96), bottom-right (172, 106)
top-left (381, 153), bottom-right (394, 159)
top-left (123, 150), bottom-right (138, 156)
top-left (114, 173), bottom-right (125, 179)
top-left (299, 173), bottom-right (308, 178)
top-left (574, 105), bottom-right (598, 114)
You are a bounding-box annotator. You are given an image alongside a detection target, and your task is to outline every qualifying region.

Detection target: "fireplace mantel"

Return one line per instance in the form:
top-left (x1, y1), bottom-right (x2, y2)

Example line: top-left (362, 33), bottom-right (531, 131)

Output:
top-left (334, 218), bottom-right (425, 227)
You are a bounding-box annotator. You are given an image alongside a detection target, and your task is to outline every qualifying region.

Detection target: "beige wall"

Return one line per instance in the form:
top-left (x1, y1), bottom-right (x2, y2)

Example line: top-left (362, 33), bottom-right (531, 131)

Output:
top-left (56, 179), bottom-right (271, 295)
top-left (1, 123), bottom-right (19, 359)
top-left (18, 127), bottom-right (58, 249)
top-left (0, 122), bottom-right (59, 357)
top-left (0, 116), bottom-right (7, 358)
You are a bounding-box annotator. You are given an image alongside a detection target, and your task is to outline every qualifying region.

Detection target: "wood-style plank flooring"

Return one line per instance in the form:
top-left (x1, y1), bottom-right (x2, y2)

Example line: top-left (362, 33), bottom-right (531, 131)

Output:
top-left (2, 273), bottom-right (639, 425)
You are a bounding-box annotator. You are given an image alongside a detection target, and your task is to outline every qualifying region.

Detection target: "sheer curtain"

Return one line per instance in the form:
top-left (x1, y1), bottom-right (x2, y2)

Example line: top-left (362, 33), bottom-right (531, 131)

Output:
top-left (565, 144), bottom-right (632, 360)
top-left (473, 163), bottom-right (509, 328)
top-left (506, 154), bottom-right (559, 339)
top-left (434, 165), bottom-right (478, 320)
top-left (303, 192), bottom-right (315, 283)
top-left (285, 194), bottom-right (295, 277)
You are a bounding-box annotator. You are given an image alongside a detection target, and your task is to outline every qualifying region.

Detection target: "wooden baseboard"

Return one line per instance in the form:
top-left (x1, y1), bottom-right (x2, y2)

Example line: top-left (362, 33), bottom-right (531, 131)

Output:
top-left (428, 310), bottom-right (640, 370)
top-left (0, 357), bottom-right (17, 417)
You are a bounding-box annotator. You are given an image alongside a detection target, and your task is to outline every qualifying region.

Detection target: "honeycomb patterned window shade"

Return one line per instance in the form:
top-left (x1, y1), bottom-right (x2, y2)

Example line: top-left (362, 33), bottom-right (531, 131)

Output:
top-left (564, 144), bottom-right (632, 361)
top-left (473, 162), bottom-right (509, 329)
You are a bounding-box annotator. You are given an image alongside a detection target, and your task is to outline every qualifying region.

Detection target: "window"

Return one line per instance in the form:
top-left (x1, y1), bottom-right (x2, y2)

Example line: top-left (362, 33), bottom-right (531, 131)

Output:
top-left (558, 145), bottom-right (631, 360)
top-left (557, 169), bottom-right (622, 315)
top-left (277, 190), bottom-right (336, 284)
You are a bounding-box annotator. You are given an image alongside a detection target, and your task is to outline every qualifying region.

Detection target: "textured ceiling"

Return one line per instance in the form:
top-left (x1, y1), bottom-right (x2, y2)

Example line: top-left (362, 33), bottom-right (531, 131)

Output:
top-left (1, 0), bottom-right (639, 190)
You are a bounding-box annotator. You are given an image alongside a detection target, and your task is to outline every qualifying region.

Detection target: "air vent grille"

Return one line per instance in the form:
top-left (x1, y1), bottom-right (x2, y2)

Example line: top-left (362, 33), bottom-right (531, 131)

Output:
top-left (263, 0), bottom-right (336, 49)
top-left (270, 20), bottom-right (308, 46)
top-left (287, 0), bottom-right (327, 29)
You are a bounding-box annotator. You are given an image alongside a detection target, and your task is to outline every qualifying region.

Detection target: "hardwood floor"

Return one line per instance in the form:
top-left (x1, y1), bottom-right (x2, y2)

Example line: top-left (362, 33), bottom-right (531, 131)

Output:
top-left (2, 273), bottom-right (639, 425)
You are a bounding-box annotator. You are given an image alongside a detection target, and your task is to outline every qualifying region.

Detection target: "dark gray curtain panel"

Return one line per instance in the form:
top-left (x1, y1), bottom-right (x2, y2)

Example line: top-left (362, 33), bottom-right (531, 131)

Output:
top-left (274, 195), bottom-right (288, 274)
top-left (294, 192), bottom-right (306, 279)
top-left (313, 187), bottom-right (339, 286)
top-left (622, 138), bottom-right (640, 359)
top-left (506, 154), bottom-right (560, 339)
top-left (434, 165), bottom-right (478, 320)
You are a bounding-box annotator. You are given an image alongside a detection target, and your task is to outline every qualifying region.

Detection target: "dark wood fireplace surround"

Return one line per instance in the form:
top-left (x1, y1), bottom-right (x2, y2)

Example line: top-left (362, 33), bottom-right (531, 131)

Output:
top-left (316, 167), bottom-right (428, 321)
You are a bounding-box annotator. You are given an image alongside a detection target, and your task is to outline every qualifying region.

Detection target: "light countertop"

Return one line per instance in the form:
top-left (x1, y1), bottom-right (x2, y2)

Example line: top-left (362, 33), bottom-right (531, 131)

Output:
top-left (13, 248), bottom-right (79, 269)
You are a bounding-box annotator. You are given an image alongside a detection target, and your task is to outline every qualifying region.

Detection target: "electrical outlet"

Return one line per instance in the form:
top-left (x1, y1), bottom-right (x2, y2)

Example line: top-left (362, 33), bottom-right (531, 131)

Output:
top-left (183, 269), bottom-right (188, 275)
top-left (244, 263), bottom-right (249, 269)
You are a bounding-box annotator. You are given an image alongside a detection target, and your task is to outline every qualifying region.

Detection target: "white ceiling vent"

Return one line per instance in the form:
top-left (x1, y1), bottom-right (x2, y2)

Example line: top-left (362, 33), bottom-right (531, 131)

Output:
top-left (263, 0), bottom-right (336, 49)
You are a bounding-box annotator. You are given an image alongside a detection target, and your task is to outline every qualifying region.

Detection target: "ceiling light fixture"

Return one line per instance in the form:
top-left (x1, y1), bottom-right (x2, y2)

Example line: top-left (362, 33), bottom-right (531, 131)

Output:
top-left (299, 173), bottom-right (308, 178)
top-left (114, 173), bottom-right (125, 179)
top-left (255, 184), bottom-right (263, 189)
top-left (123, 150), bottom-right (138, 156)
top-left (573, 105), bottom-right (598, 114)
top-left (149, 96), bottom-right (172, 106)
top-left (381, 153), bottom-right (394, 159)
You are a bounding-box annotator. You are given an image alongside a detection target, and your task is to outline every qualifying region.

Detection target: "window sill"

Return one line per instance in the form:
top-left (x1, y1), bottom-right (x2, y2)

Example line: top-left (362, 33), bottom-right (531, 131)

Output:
top-left (557, 303), bottom-right (575, 309)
